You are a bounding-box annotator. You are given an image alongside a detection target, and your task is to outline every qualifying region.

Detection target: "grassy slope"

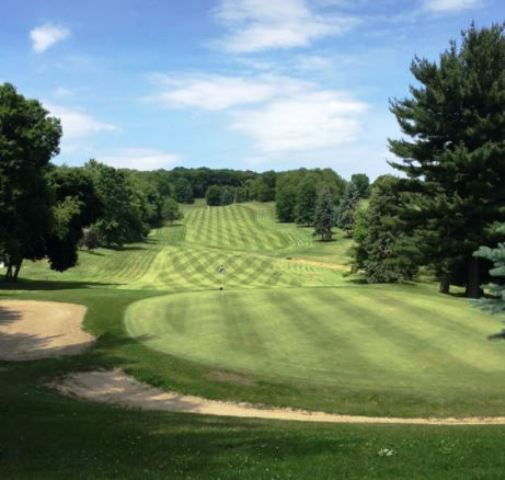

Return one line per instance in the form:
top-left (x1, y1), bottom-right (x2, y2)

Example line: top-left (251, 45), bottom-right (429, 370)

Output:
top-left (2, 200), bottom-right (505, 478)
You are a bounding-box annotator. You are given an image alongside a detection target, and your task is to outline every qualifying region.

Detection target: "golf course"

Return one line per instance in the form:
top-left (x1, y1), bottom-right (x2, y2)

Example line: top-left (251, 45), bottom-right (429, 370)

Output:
top-left (3, 6), bottom-right (505, 478)
top-left (3, 201), bottom-right (505, 478)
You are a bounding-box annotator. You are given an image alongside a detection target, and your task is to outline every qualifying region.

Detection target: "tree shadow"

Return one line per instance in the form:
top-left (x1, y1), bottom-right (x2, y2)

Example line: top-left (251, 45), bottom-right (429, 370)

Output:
top-left (0, 306), bottom-right (22, 325)
top-left (0, 278), bottom-right (119, 291)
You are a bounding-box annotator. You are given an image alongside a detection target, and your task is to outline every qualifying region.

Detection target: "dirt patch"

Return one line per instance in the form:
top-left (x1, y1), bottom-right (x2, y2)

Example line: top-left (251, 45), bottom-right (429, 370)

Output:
top-left (0, 300), bottom-right (93, 361)
top-left (206, 370), bottom-right (257, 387)
top-left (54, 369), bottom-right (505, 425)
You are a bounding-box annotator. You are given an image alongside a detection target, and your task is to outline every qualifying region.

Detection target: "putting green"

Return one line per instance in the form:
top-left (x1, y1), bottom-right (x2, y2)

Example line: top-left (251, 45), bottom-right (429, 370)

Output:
top-left (125, 286), bottom-right (505, 399)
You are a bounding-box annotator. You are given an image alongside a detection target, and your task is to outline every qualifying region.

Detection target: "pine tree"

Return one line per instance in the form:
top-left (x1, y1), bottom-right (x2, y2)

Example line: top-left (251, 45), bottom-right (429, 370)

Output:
top-left (473, 230), bottom-right (505, 317)
top-left (389, 24), bottom-right (505, 297)
top-left (352, 175), bottom-right (420, 283)
top-left (313, 187), bottom-right (335, 241)
top-left (337, 182), bottom-right (360, 236)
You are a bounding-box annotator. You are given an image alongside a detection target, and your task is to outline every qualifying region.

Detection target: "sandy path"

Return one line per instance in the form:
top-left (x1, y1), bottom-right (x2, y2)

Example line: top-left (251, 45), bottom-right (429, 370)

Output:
top-left (0, 300), bottom-right (92, 361)
top-left (54, 369), bottom-right (505, 425)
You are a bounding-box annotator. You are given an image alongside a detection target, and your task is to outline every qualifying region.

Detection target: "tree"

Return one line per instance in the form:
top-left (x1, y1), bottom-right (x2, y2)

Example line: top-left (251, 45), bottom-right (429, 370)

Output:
top-left (389, 24), bottom-right (505, 297)
top-left (276, 184), bottom-right (297, 222)
top-left (0, 83), bottom-right (62, 281)
top-left (295, 175), bottom-right (317, 226)
top-left (206, 185), bottom-right (222, 206)
top-left (473, 231), bottom-right (505, 317)
top-left (174, 177), bottom-right (194, 204)
top-left (352, 175), bottom-right (420, 283)
top-left (313, 187), bottom-right (335, 241)
top-left (162, 198), bottom-right (183, 224)
top-left (351, 173), bottom-right (370, 198)
top-left (85, 161), bottom-right (147, 248)
top-left (337, 182), bottom-right (360, 236)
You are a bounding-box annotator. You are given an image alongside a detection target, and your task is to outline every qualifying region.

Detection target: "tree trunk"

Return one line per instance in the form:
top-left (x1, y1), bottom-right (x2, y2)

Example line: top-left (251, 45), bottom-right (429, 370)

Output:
top-left (12, 259), bottom-right (23, 282)
top-left (466, 257), bottom-right (481, 298)
top-left (5, 262), bottom-right (13, 282)
top-left (439, 274), bottom-right (450, 294)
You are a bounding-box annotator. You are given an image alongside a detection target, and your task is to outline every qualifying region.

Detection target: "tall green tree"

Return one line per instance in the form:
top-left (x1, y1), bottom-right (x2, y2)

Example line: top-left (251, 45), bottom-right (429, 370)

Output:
top-left (85, 161), bottom-right (147, 248)
top-left (336, 182), bottom-right (360, 236)
top-left (0, 83), bottom-right (62, 281)
top-left (313, 187), bottom-right (335, 242)
top-left (351, 173), bottom-right (370, 198)
top-left (294, 175), bottom-right (317, 226)
top-left (389, 24), bottom-right (505, 297)
top-left (276, 184), bottom-right (297, 222)
top-left (352, 175), bottom-right (420, 283)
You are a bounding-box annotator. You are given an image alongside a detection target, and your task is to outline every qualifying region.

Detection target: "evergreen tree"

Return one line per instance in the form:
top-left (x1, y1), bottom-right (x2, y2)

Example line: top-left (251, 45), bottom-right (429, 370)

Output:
top-left (337, 182), bottom-right (360, 236)
top-left (473, 231), bottom-right (505, 319)
top-left (313, 187), bottom-right (335, 241)
top-left (389, 24), bottom-right (505, 297)
top-left (294, 175), bottom-right (317, 226)
top-left (352, 176), bottom-right (420, 283)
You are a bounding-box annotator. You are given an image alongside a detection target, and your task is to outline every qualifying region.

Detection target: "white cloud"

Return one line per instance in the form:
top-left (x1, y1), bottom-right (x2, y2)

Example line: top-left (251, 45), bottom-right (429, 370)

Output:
top-left (98, 148), bottom-right (181, 170)
top-left (151, 73), bottom-right (309, 110)
top-left (30, 24), bottom-right (70, 53)
top-left (46, 103), bottom-right (116, 139)
top-left (231, 90), bottom-right (367, 152)
top-left (53, 87), bottom-right (74, 98)
top-left (423, 0), bottom-right (481, 12)
top-left (213, 0), bottom-right (359, 52)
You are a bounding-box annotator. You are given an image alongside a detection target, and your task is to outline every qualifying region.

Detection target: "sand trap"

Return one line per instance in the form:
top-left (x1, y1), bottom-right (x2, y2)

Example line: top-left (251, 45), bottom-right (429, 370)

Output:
top-left (54, 369), bottom-right (505, 425)
top-left (0, 300), bottom-right (92, 361)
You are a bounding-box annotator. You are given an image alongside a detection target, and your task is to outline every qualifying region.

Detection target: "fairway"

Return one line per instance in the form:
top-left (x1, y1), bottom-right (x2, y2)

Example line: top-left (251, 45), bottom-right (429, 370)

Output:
top-left (18, 201), bottom-right (505, 416)
top-left (126, 286), bottom-right (505, 404)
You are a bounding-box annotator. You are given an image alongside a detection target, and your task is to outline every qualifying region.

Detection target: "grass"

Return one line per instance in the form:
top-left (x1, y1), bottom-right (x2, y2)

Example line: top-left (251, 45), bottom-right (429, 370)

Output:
top-left (124, 285), bottom-right (505, 416)
top-left (3, 200), bottom-right (505, 478)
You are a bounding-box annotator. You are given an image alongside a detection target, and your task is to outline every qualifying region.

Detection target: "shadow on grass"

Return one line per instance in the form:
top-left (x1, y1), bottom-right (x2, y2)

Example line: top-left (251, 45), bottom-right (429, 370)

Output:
top-left (0, 278), bottom-right (119, 291)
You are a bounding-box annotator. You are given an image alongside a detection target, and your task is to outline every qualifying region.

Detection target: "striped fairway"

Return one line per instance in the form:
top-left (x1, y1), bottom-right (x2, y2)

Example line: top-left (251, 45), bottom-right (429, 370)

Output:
top-left (125, 286), bottom-right (505, 401)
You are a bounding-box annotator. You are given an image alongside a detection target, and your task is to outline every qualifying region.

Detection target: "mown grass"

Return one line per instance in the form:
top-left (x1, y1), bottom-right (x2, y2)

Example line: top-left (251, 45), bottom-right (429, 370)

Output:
top-left (3, 201), bottom-right (505, 478)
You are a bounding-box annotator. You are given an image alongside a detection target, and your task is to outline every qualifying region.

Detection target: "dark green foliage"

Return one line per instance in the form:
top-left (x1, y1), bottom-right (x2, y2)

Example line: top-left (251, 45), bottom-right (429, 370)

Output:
top-left (85, 161), bottom-right (148, 248)
top-left (162, 197), bottom-right (183, 224)
top-left (275, 168), bottom-right (346, 223)
top-left (276, 184), bottom-right (297, 222)
top-left (295, 175), bottom-right (317, 226)
top-left (173, 177), bottom-right (194, 204)
top-left (389, 23), bottom-right (505, 297)
top-left (0, 83), bottom-right (62, 280)
top-left (248, 170), bottom-right (277, 202)
top-left (205, 185), bottom-right (235, 206)
top-left (313, 186), bottom-right (335, 241)
top-left (337, 182), bottom-right (360, 236)
top-left (353, 175), bottom-right (420, 283)
top-left (351, 173), bottom-right (370, 198)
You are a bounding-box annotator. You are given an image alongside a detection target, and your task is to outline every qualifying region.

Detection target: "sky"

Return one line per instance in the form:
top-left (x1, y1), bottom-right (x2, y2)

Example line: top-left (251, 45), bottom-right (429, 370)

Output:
top-left (0, 0), bottom-right (503, 179)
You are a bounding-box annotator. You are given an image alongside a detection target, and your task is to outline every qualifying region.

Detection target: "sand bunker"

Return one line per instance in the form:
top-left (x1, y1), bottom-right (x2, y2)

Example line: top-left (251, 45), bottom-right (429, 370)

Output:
top-left (55, 369), bottom-right (505, 425)
top-left (0, 300), bottom-right (92, 361)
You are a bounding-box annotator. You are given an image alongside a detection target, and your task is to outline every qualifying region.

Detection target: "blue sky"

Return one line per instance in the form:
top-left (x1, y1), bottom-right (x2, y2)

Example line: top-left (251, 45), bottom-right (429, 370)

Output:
top-left (1, 0), bottom-right (503, 178)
